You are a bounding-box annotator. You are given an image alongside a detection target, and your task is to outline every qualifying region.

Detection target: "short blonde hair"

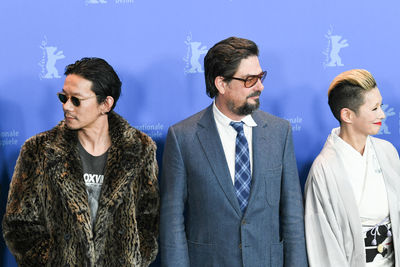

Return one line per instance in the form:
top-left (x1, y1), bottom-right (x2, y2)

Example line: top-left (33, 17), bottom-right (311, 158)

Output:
top-left (328, 69), bottom-right (377, 122)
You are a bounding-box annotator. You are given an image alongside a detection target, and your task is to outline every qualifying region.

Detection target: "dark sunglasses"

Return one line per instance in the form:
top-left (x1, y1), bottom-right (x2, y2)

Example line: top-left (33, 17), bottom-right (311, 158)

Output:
top-left (229, 71), bottom-right (267, 88)
top-left (57, 92), bottom-right (97, 107)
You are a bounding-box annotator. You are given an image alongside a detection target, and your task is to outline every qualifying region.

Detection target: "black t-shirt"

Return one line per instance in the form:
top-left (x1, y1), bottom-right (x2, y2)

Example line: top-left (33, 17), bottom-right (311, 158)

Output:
top-left (78, 141), bottom-right (108, 228)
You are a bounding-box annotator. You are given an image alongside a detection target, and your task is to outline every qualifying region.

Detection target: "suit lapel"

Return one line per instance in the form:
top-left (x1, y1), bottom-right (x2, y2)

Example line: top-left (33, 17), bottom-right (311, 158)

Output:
top-left (196, 105), bottom-right (242, 217)
top-left (246, 113), bottom-right (268, 213)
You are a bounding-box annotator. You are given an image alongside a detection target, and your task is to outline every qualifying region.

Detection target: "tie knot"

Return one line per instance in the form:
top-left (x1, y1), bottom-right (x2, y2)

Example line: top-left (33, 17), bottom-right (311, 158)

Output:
top-left (230, 121), bottom-right (244, 134)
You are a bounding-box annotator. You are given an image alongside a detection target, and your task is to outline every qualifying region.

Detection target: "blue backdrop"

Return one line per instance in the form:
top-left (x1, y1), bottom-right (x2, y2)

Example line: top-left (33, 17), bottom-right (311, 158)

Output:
top-left (1, 1), bottom-right (399, 266)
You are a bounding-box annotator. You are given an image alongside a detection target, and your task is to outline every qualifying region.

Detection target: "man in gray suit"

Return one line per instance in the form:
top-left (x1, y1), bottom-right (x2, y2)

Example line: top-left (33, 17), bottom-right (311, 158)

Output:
top-left (160, 37), bottom-right (307, 267)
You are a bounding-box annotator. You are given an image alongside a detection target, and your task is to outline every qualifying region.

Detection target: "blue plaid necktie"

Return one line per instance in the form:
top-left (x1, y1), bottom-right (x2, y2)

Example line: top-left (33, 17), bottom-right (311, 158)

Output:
top-left (230, 121), bottom-right (251, 213)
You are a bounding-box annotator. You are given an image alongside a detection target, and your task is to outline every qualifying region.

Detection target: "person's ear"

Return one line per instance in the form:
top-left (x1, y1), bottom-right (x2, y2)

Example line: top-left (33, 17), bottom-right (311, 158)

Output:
top-left (215, 76), bottom-right (228, 95)
top-left (101, 96), bottom-right (114, 114)
top-left (340, 108), bottom-right (354, 124)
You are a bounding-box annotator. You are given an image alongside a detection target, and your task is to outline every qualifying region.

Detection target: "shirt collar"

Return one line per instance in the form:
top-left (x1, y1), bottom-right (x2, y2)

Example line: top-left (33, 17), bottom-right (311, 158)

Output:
top-left (213, 101), bottom-right (257, 127)
top-left (330, 127), bottom-right (370, 160)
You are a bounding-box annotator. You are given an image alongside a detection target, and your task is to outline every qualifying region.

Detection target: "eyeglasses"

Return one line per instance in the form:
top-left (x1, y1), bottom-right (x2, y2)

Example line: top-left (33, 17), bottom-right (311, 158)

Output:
top-left (57, 92), bottom-right (97, 107)
top-left (229, 71), bottom-right (267, 88)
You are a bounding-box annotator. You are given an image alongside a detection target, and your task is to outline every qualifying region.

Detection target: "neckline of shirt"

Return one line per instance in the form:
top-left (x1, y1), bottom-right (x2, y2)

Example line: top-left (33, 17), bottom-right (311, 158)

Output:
top-left (212, 101), bottom-right (257, 128)
top-left (330, 127), bottom-right (370, 161)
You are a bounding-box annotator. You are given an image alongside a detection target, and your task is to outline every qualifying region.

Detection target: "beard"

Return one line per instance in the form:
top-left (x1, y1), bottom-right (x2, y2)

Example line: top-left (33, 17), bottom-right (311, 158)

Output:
top-left (227, 91), bottom-right (261, 116)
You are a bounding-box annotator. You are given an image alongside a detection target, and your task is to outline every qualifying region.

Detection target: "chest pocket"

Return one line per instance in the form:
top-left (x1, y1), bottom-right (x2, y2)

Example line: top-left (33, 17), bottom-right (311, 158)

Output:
top-left (265, 165), bottom-right (282, 206)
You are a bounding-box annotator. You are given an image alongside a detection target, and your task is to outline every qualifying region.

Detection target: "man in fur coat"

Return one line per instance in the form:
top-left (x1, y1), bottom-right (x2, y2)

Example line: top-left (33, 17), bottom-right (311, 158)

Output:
top-left (3, 57), bottom-right (160, 266)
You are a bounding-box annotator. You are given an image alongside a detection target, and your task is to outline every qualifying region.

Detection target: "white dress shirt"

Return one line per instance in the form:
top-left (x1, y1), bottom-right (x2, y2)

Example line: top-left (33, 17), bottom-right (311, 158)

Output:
top-left (213, 101), bottom-right (257, 184)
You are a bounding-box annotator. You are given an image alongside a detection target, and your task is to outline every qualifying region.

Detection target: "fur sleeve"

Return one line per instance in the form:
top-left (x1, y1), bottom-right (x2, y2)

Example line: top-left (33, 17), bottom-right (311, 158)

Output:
top-left (2, 137), bottom-right (51, 266)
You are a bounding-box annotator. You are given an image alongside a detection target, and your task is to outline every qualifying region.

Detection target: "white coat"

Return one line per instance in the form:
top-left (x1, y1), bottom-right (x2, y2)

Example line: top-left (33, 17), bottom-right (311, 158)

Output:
top-left (304, 131), bottom-right (400, 267)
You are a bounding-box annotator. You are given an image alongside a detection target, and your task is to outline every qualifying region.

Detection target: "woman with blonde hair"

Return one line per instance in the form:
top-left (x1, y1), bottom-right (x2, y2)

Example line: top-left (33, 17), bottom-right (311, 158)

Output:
top-left (304, 69), bottom-right (400, 266)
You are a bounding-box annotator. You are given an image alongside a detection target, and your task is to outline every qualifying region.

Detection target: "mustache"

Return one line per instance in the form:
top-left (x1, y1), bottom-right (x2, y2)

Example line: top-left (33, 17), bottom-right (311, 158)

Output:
top-left (247, 91), bottom-right (261, 98)
top-left (64, 112), bottom-right (77, 119)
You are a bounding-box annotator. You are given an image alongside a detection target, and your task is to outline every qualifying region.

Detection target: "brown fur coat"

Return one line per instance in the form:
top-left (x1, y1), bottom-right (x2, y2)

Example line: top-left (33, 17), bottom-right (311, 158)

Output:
top-left (3, 112), bottom-right (159, 266)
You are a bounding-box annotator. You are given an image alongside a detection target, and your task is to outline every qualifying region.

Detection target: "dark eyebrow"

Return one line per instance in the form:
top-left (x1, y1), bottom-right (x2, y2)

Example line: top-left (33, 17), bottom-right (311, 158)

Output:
top-left (243, 71), bottom-right (264, 78)
top-left (61, 89), bottom-right (84, 97)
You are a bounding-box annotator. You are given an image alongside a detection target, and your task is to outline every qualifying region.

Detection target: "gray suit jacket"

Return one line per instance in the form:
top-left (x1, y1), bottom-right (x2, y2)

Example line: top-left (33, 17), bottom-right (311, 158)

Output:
top-left (160, 105), bottom-right (308, 267)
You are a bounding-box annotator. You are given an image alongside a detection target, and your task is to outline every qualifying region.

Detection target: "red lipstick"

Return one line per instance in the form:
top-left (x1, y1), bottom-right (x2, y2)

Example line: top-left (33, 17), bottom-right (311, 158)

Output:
top-left (374, 122), bottom-right (382, 126)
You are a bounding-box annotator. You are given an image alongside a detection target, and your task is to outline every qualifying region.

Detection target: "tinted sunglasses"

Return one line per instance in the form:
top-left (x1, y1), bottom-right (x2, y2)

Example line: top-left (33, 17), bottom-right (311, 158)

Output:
top-left (229, 71), bottom-right (267, 88)
top-left (57, 92), bottom-right (97, 107)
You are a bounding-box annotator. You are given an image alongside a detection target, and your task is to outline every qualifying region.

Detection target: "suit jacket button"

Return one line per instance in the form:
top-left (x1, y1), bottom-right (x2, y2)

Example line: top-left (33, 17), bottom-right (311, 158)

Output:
top-left (242, 220), bottom-right (246, 225)
top-left (239, 243), bottom-right (242, 249)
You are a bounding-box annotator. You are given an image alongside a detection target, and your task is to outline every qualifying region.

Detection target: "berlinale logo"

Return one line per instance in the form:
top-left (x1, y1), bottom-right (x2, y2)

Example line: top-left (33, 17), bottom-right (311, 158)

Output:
top-left (85, 0), bottom-right (135, 5)
top-left (323, 26), bottom-right (349, 68)
top-left (183, 32), bottom-right (208, 74)
top-left (86, 0), bottom-right (107, 4)
top-left (38, 36), bottom-right (65, 80)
